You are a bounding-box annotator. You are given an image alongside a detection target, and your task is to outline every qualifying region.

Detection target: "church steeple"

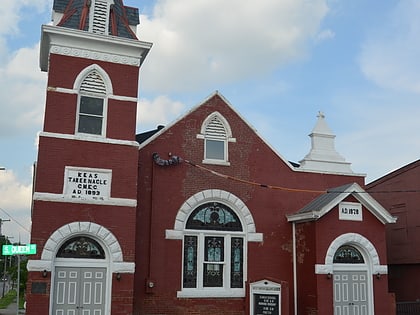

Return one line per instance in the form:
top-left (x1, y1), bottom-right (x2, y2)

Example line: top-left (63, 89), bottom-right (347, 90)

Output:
top-left (299, 112), bottom-right (354, 174)
top-left (51, 0), bottom-right (139, 39)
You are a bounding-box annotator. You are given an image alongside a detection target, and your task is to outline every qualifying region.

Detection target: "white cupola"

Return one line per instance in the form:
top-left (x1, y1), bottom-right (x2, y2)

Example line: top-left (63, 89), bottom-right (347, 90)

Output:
top-left (299, 112), bottom-right (353, 174)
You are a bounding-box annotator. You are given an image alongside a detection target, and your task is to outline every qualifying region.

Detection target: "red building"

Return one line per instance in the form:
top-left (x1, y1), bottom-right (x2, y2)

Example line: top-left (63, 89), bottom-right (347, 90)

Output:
top-left (26, 1), bottom-right (397, 315)
top-left (366, 160), bottom-right (420, 305)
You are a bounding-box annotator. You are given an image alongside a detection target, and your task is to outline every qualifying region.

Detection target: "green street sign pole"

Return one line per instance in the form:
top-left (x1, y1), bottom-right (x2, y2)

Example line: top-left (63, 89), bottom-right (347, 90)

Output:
top-left (16, 254), bottom-right (20, 315)
top-left (1, 244), bottom-right (36, 315)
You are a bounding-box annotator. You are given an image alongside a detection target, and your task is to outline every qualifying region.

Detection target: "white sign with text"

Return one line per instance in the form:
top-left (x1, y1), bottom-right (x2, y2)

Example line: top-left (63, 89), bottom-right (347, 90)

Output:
top-left (339, 202), bottom-right (363, 221)
top-left (64, 167), bottom-right (112, 201)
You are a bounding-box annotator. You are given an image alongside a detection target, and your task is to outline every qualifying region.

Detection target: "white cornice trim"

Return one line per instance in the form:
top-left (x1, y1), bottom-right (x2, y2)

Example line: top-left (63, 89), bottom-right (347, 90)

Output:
top-left (39, 131), bottom-right (140, 147)
top-left (40, 24), bottom-right (152, 71)
top-left (33, 192), bottom-right (137, 207)
top-left (50, 44), bottom-right (140, 66)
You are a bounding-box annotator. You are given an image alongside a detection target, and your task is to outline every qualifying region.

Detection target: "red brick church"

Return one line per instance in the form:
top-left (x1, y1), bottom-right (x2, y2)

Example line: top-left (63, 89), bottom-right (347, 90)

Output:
top-left (26, 1), bottom-right (397, 314)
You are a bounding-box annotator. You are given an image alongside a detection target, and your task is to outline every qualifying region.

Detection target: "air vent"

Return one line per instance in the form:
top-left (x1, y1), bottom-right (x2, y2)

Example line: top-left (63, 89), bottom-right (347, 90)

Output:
top-left (92, 0), bottom-right (108, 34)
top-left (205, 116), bottom-right (227, 139)
top-left (80, 70), bottom-right (106, 95)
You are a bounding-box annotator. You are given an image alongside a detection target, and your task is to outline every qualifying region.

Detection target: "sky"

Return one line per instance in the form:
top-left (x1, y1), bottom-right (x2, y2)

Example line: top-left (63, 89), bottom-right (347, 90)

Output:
top-left (0, 0), bottom-right (420, 244)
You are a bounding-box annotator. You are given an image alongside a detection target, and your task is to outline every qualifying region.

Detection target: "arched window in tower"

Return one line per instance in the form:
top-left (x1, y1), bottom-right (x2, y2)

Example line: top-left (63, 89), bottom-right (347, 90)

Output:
top-left (198, 112), bottom-right (235, 165)
top-left (77, 69), bottom-right (108, 136)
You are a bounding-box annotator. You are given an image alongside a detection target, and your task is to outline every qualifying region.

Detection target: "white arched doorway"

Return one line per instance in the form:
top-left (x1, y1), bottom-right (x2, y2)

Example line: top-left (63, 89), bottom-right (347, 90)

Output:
top-left (315, 233), bottom-right (388, 315)
top-left (27, 222), bottom-right (133, 315)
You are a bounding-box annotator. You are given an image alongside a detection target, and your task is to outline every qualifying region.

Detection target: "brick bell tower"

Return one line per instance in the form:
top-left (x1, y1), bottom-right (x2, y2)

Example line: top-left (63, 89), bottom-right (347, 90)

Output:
top-left (26, 1), bottom-right (151, 314)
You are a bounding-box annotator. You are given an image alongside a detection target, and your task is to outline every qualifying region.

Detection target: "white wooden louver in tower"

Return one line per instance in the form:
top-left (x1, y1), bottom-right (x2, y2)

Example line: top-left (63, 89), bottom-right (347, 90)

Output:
top-left (80, 70), bottom-right (107, 95)
top-left (91, 0), bottom-right (109, 35)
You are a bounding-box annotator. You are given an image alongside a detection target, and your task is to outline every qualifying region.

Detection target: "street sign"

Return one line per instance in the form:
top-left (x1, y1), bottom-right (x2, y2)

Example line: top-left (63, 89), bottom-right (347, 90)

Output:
top-left (2, 244), bottom-right (37, 256)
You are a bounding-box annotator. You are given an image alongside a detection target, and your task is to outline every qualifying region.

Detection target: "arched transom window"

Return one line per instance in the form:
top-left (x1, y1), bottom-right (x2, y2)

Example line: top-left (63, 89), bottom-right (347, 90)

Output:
top-left (56, 236), bottom-right (105, 259)
top-left (333, 245), bottom-right (364, 264)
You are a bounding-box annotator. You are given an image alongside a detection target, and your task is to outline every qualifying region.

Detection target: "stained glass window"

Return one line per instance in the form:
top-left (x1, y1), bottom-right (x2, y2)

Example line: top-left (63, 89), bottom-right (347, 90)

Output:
top-left (333, 245), bottom-right (364, 264)
top-left (203, 237), bottom-right (224, 287)
top-left (186, 202), bottom-right (242, 231)
top-left (231, 237), bottom-right (243, 288)
top-left (56, 236), bottom-right (105, 259)
top-left (183, 236), bottom-right (197, 288)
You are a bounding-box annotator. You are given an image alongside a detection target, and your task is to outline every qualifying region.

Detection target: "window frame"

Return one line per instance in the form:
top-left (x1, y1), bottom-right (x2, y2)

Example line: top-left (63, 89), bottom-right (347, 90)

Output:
top-left (76, 95), bottom-right (106, 136)
top-left (74, 65), bottom-right (112, 138)
top-left (180, 230), bottom-right (246, 298)
top-left (180, 201), bottom-right (246, 298)
top-left (197, 112), bottom-right (235, 166)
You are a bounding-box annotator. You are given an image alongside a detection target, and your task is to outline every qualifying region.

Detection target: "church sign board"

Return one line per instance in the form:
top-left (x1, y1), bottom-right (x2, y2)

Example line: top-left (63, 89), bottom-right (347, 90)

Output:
top-left (250, 279), bottom-right (281, 315)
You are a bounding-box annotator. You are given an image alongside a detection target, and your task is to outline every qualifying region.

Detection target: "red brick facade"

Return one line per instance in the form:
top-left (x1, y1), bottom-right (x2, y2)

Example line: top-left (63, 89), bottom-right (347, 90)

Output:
top-left (367, 160), bottom-right (420, 303)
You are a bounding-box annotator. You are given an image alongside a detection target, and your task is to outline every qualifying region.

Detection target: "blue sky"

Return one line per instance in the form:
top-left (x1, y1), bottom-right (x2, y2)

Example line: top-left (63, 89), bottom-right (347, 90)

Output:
top-left (1, 0), bottom-right (420, 243)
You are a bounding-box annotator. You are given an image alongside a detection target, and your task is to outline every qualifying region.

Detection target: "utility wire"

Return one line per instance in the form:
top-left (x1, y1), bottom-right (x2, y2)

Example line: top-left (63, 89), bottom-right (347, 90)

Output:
top-left (0, 206), bottom-right (30, 234)
top-left (152, 153), bottom-right (420, 194)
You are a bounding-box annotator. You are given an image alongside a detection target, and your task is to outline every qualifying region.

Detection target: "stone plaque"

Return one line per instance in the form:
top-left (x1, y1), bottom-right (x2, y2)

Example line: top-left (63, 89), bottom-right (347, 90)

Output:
top-left (31, 282), bottom-right (47, 294)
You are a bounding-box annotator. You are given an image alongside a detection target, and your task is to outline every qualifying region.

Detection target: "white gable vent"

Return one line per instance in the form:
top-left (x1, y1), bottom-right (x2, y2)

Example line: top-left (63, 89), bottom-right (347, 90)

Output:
top-left (205, 115), bottom-right (227, 139)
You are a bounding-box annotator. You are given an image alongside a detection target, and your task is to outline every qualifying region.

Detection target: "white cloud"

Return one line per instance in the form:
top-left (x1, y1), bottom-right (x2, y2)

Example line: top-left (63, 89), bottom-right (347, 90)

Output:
top-left (315, 29), bottom-right (335, 42)
top-left (0, 169), bottom-right (32, 243)
top-left (0, 0), bottom-right (48, 36)
top-left (359, 0), bottom-right (420, 93)
top-left (0, 170), bottom-right (31, 210)
top-left (137, 95), bottom-right (186, 131)
top-left (0, 43), bottom-right (46, 137)
top-left (138, 0), bottom-right (329, 93)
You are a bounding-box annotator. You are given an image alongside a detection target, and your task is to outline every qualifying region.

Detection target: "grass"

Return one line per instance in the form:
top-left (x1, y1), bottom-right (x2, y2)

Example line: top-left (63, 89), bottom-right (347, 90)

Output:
top-left (0, 289), bottom-right (25, 310)
top-left (0, 289), bottom-right (16, 309)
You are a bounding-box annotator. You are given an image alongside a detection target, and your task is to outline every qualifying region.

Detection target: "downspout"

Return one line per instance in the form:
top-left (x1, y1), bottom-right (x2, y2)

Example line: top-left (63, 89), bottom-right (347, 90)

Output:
top-left (292, 222), bottom-right (298, 315)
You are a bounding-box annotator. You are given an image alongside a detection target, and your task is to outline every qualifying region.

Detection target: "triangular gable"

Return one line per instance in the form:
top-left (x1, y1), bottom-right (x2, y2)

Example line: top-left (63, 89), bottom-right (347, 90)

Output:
top-left (137, 91), bottom-right (298, 170)
top-left (286, 182), bottom-right (397, 224)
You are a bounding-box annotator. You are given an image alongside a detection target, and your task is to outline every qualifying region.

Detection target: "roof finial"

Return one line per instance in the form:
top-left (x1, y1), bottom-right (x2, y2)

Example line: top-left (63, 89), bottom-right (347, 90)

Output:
top-left (317, 111), bottom-right (325, 119)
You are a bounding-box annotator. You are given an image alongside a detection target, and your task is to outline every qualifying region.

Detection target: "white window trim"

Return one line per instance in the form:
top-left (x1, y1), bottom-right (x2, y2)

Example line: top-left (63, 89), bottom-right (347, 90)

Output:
top-left (74, 65), bottom-right (113, 138)
top-left (180, 230), bottom-right (247, 298)
top-left (198, 112), bottom-right (236, 166)
top-left (76, 94), bottom-right (108, 137)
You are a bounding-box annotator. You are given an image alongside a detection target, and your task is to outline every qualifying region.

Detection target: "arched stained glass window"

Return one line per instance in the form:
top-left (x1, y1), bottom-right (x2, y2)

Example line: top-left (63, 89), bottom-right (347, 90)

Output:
top-left (57, 236), bottom-right (105, 259)
top-left (183, 200), bottom-right (244, 291)
top-left (333, 245), bottom-right (364, 264)
top-left (186, 202), bottom-right (242, 231)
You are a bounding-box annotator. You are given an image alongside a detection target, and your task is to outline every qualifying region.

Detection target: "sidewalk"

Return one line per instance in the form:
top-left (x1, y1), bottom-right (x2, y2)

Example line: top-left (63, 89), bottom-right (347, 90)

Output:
top-left (0, 301), bottom-right (25, 315)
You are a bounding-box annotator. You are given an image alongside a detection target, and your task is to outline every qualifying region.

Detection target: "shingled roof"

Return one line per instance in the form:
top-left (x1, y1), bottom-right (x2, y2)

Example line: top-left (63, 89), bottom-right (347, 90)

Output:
top-left (287, 182), bottom-right (396, 224)
top-left (52, 0), bottom-right (139, 39)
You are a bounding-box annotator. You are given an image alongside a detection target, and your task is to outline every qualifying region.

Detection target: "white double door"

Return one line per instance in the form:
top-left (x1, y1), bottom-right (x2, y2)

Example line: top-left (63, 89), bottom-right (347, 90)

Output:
top-left (334, 270), bottom-right (370, 315)
top-left (52, 267), bottom-right (106, 315)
